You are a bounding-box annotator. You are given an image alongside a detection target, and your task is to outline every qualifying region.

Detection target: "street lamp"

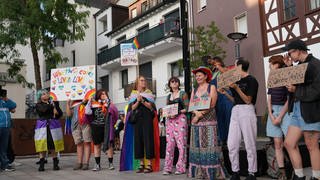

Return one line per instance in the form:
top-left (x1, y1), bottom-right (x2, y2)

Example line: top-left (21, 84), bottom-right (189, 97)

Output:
top-left (227, 32), bottom-right (247, 60)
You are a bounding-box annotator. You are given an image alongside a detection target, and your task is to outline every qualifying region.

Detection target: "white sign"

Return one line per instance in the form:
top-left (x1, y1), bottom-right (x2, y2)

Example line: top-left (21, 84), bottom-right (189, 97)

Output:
top-left (120, 43), bottom-right (138, 66)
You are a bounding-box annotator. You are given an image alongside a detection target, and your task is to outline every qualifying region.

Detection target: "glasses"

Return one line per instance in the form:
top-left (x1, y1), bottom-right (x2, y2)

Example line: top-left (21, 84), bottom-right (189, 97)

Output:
top-left (170, 80), bottom-right (178, 83)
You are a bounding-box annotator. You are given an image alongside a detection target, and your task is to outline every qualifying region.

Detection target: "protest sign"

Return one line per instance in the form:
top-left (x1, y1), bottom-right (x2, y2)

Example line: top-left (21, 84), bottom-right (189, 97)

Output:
top-left (217, 65), bottom-right (242, 89)
top-left (267, 63), bottom-right (308, 88)
top-left (162, 103), bottom-right (179, 117)
top-left (50, 65), bottom-right (96, 101)
top-left (188, 96), bottom-right (211, 112)
top-left (120, 43), bottom-right (138, 66)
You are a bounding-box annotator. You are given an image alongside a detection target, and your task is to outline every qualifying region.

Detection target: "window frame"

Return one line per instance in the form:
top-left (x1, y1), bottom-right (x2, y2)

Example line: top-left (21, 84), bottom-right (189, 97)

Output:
top-left (233, 11), bottom-right (248, 35)
top-left (121, 69), bottom-right (128, 89)
top-left (131, 8), bottom-right (137, 18)
top-left (306, 0), bottom-right (320, 13)
top-left (198, 0), bottom-right (207, 12)
top-left (279, 0), bottom-right (298, 24)
top-left (170, 61), bottom-right (183, 77)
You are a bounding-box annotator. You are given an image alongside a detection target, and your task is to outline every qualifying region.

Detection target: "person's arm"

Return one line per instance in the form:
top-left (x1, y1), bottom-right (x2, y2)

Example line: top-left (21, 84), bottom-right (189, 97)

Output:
top-left (141, 98), bottom-right (154, 111)
top-left (197, 85), bottom-right (218, 117)
top-left (66, 100), bottom-right (73, 117)
top-left (85, 99), bottom-right (93, 115)
top-left (180, 92), bottom-right (189, 113)
top-left (295, 67), bottom-right (320, 102)
top-left (230, 83), bottom-right (253, 104)
top-left (218, 88), bottom-right (235, 103)
top-left (3, 98), bottom-right (17, 111)
top-left (53, 101), bottom-right (63, 119)
top-left (277, 100), bottom-right (288, 121)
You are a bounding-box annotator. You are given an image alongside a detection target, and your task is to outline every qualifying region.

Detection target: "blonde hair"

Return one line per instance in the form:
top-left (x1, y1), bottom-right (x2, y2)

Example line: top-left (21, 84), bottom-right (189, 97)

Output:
top-left (133, 75), bottom-right (148, 91)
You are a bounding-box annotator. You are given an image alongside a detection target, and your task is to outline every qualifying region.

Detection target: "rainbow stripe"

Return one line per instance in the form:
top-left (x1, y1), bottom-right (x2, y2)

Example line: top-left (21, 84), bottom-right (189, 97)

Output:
top-left (84, 88), bottom-right (96, 100)
top-left (49, 92), bottom-right (58, 101)
top-left (133, 37), bottom-right (140, 49)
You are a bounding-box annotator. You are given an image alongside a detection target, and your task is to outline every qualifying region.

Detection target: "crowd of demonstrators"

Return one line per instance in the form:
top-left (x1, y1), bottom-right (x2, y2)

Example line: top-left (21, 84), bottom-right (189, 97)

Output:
top-left (120, 75), bottom-right (160, 173)
top-left (266, 55), bottom-right (291, 179)
top-left (85, 89), bottom-right (118, 171)
top-left (66, 99), bottom-right (92, 170)
top-left (282, 40), bottom-right (320, 180)
top-left (188, 66), bottom-right (228, 179)
top-left (0, 89), bottom-right (16, 172)
top-left (162, 77), bottom-right (189, 175)
top-left (34, 89), bottom-right (64, 171)
top-left (219, 59), bottom-right (259, 180)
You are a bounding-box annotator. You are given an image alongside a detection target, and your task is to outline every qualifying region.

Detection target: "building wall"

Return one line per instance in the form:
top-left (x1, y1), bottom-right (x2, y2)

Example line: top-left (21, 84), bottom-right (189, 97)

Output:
top-left (0, 63), bottom-right (26, 118)
top-left (192, 0), bottom-right (266, 116)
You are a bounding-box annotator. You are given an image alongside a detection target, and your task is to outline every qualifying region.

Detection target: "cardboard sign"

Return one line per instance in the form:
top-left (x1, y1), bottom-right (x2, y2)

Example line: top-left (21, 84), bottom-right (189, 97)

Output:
top-left (267, 63), bottom-right (308, 88)
top-left (50, 65), bottom-right (96, 101)
top-left (188, 96), bottom-right (211, 112)
top-left (120, 43), bottom-right (138, 66)
top-left (217, 65), bottom-right (242, 89)
top-left (162, 103), bottom-right (178, 117)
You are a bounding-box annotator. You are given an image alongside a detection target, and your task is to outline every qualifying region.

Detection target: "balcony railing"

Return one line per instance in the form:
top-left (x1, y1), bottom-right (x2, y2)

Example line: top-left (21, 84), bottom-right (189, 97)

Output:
top-left (124, 79), bottom-right (156, 98)
top-left (98, 18), bottom-right (180, 65)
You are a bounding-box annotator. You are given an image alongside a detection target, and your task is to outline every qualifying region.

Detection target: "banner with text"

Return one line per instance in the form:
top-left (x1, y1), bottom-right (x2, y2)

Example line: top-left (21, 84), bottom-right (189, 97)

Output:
top-left (217, 65), bottom-right (242, 89)
top-left (120, 43), bottom-right (138, 66)
top-left (267, 63), bottom-right (308, 88)
top-left (50, 65), bottom-right (96, 101)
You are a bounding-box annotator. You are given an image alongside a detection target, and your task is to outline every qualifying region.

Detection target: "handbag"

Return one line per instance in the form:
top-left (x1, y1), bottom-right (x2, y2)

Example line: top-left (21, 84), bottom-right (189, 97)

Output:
top-left (128, 110), bottom-right (138, 124)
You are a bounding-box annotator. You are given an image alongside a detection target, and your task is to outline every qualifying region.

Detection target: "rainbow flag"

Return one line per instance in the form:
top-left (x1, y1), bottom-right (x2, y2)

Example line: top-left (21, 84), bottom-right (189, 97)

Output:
top-left (133, 37), bottom-right (140, 49)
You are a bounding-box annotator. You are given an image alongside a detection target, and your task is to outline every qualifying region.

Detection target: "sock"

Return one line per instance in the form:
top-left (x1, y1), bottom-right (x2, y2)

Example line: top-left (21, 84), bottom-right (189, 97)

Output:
top-left (95, 157), bottom-right (100, 165)
top-left (312, 170), bottom-right (320, 178)
top-left (108, 158), bottom-right (113, 164)
top-left (294, 168), bottom-right (304, 178)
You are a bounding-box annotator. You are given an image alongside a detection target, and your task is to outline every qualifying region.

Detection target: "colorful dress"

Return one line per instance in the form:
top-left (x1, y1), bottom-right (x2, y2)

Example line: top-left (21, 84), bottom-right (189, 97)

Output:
top-left (34, 101), bottom-right (64, 152)
top-left (120, 89), bottom-right (160, 171)
top-left (188, 85), bottom-right (228, 180)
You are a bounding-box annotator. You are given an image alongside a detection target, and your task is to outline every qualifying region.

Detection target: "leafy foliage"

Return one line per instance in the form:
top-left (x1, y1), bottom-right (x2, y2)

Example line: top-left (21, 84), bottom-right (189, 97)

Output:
top-left (0, 0), bottom-right (89, 89)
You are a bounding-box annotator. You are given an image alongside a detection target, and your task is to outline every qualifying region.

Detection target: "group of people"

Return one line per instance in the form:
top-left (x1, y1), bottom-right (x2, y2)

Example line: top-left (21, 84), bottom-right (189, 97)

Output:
top-left (0, 39), bottom-right (319, 180)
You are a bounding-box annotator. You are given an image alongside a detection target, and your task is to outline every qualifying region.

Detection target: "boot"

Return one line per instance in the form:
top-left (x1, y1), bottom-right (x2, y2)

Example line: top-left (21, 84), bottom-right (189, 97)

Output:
top-left (292, 174), bottom-right (306, 180)
top-left (38, 158), bottom-right (45, 171)
top-left (53, 157), bottom-right (60, 170)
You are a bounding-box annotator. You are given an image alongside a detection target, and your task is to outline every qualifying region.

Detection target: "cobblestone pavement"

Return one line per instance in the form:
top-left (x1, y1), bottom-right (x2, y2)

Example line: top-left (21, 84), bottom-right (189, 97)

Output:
top-left (0, 152), bottom-right (312, 180)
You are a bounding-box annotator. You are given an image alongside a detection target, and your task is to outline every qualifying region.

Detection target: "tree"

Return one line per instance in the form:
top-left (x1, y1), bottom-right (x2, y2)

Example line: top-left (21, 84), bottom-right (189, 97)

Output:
top-left (189, 21), bottom-right (227, 68)
top-left (0, 0), bottom-right (89, 90)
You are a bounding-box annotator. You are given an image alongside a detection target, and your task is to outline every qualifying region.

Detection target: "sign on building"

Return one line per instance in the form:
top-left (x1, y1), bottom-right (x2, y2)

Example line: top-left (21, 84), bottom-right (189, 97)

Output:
top-left (120, 43), bottom-right (138, 66)
top-left (50, 65), bottom-right (95, 101)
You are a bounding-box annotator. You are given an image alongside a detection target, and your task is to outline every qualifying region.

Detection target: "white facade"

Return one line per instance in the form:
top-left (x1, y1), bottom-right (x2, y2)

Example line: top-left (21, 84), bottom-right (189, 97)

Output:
top-left (98, 1), bottom-right (182, 111)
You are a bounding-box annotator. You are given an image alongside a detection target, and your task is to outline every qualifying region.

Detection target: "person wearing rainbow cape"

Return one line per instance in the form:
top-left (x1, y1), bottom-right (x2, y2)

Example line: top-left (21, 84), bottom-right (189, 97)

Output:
top-left (34, 89), bottom-right (64, 171)
top-left (120, 75), bottom-right (160, 173)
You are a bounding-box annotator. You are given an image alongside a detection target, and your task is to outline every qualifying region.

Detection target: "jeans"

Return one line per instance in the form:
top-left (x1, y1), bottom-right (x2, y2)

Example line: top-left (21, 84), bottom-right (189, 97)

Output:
top-left (0, 127), bottom-right (10, 169)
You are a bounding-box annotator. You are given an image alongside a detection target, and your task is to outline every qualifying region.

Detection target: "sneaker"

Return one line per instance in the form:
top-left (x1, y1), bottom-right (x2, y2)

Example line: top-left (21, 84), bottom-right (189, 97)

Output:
top-left (108, 163), bottom-right (114, 170)
top-left (310, 177), bottom-right (319, 180)
top-left (82, 164), bottom-right (89, 170)
top-left (230, 172), bottom-right (240, 180)
top-left (9, 162), bottom-right (22, 167)
top-left (73, 163), bottom-right (82, 170)
top-left (245, 174), bottom-right (256, 180)
top-left (162, 171), bottom-right (171, 175)
top-left (4, 166), bottom-right (15, 172)
top-left (92, 164), bottom-right (101, 171)
top-left (293, 174), bottom-right (306, 180)
top-left (174, 171), bottom-right (185, 175)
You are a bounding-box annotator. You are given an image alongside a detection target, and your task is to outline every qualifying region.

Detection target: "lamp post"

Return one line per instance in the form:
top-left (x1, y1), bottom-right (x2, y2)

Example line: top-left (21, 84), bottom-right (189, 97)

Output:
top-left (227, 32), bottom-right (247, 60)
top-left (180, 0), bottom-right (190, 94)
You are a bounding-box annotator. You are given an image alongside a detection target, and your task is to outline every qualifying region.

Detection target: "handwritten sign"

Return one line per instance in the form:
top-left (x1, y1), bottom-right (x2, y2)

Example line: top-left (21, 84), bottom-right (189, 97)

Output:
top-left (267, 63), bottom-right (308, 88)
top-left (188, 96), bottom-right (211, 112)
top-left (120, 43), bottom-right (138, 66)
top-left (162, 103), bottom-right (179, 117)
top-left (50, 65), bottom-right (96, 101)
top-left (217, 65), bottom-right (242, 89)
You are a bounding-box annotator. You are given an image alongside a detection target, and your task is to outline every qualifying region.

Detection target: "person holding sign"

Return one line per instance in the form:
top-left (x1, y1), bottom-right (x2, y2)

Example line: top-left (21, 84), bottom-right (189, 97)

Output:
top-left (85, 89), bottom-right (118, 171)
top-left (208, 56), bottom-right (233, 145)
top-left (66, 99), bottom-right (92, 171)
top-left (162, 77), bottom-right (189, 175)
top-left (188, 67), bottom-right (228, 179)
top-left (120, 76), bottom-right (160, 173)
top-left (218, 59), bottom-right (259, 180)
top-left (282, 39), bottom-right (320, 180)
top-left (34, 89), bottom-right (64, 171)
top-left (266, 55), bottom-right (291, 179)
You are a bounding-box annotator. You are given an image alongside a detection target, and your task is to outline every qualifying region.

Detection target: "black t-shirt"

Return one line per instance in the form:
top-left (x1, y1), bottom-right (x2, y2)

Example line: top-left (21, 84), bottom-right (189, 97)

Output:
top-left (231, 75), bottom-right (259, 105)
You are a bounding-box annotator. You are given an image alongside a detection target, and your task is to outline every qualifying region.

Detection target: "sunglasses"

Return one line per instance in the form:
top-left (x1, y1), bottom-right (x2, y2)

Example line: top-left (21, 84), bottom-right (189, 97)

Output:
top-left (170, 80), bottom-right (179, 83)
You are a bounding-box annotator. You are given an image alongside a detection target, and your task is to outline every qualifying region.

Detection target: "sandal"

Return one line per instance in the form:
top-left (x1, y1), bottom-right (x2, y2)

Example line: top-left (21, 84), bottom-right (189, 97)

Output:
top-left (136, 164), bottom-right (144, 173)
top-left (144, 164), bottom-right (153, 173)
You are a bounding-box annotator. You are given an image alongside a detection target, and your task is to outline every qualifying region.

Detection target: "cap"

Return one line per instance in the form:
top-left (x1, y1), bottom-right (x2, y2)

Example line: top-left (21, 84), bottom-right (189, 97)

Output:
top-left (282, 39), bottom-right (309, 51)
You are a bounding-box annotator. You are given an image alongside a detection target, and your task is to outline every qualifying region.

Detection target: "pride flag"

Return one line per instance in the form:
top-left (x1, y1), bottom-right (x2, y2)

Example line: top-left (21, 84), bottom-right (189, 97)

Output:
top-left (133, 37), bottom-right (140, 49)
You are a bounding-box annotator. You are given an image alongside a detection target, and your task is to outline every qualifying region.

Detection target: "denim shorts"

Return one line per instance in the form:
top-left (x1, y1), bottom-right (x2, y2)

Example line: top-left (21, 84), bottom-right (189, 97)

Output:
top-left (266, 104), bottom-right (291, 137)
top-left (290, 101), bottom-right (320, 131)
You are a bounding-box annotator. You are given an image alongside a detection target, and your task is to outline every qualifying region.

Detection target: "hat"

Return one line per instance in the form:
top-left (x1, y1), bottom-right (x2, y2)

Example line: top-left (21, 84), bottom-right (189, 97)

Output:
top-left (282, 39), bottom-right (309, 51)
top-left (192, 66), bottom-right (213, 82)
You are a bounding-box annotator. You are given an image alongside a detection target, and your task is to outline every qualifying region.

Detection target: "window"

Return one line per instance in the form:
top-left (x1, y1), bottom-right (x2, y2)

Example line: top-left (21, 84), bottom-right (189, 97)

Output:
top-left (164, 9), bottom-right (180, 34)
top-left (170, 62), bottom-right (182, 77)
top-left (137, 24), bottom-right (149, 34)
top-left (309, 0), bottom-right (320, 10)
top-left (198, 0), bottom-right (207, 11)
top-left (101, 75), bottom-right (109, 92)
top-left (121, 69), bottom-right (128, 88)
top-left (131, 8), bottom-right (137, 18)
top-left (234, 12), bottom-right (248, 34)
top-left (141, 1), bottom-right (148, 13)
top-left (117, 35), bottom-right (126, 44)
top-left (54, 39), bottom-right (64, 47)
top-left (72, 50), bottom-right (76, 67)
top-left (282, 0), bottom-right (296, 21)
top-left (98, 14), bottom-right (108, 33)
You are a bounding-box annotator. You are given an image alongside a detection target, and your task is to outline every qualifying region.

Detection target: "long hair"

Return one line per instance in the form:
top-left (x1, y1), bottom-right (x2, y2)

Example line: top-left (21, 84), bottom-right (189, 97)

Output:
top-left (95, 89), bottom-right (109, 101)
top-left (133, 75), bottom-right (148, 91)
top-left (36, 89), bottom-right (48, 103)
